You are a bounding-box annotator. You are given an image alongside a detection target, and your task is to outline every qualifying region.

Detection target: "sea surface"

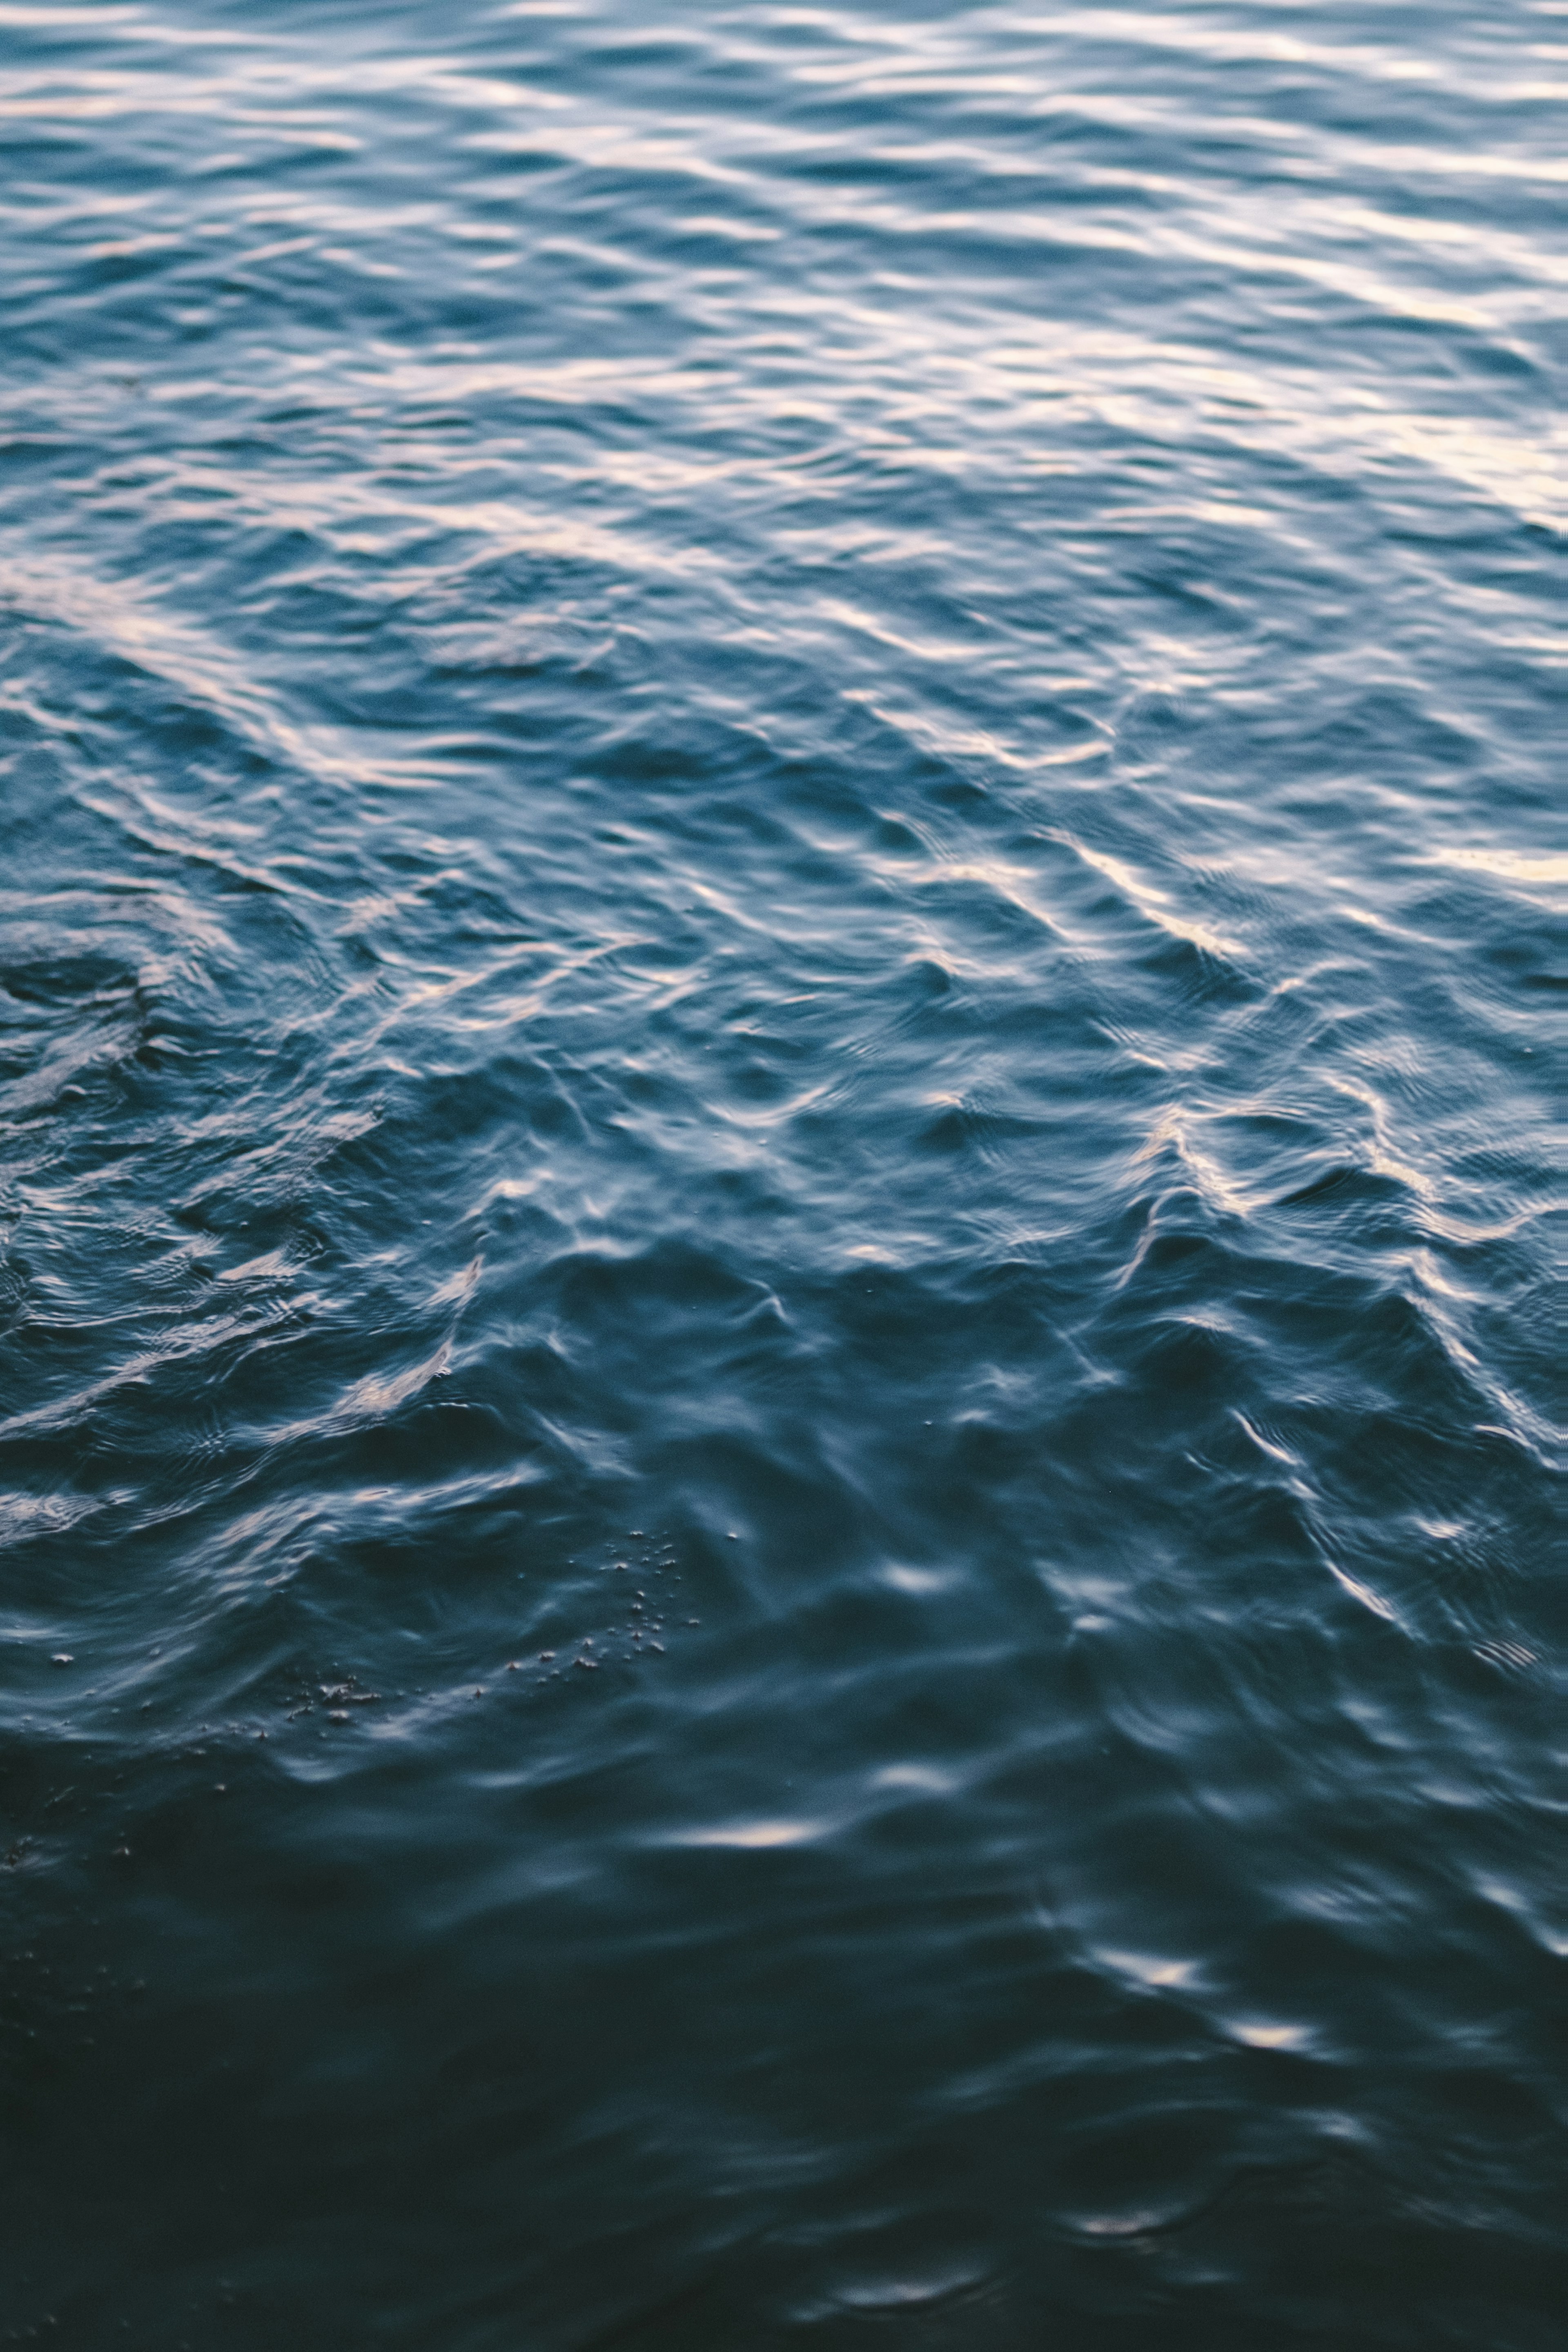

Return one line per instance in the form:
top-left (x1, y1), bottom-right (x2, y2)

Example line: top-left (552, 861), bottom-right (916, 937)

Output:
top-left (0, 2), bottom-right (1563, 2344)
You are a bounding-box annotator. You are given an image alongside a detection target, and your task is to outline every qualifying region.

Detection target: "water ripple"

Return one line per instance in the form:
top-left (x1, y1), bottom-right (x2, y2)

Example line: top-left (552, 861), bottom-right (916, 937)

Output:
top-left (0, 2), bottom-right (1561, 2346)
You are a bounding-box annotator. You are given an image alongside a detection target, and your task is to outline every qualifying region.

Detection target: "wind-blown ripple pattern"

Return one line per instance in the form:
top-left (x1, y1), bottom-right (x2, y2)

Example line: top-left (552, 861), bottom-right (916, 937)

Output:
top-left (0, 2), bottom-right (1562, 2345)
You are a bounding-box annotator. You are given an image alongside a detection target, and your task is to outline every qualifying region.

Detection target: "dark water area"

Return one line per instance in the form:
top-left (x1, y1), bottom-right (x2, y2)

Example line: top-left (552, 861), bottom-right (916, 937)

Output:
top-left (0, 1), bottom-right (1563, 2342)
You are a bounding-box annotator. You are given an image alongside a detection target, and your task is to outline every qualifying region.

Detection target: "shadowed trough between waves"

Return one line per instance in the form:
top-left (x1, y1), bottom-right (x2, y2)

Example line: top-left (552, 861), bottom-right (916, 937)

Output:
top-left (0, 0), bottom-right (1563, 2345)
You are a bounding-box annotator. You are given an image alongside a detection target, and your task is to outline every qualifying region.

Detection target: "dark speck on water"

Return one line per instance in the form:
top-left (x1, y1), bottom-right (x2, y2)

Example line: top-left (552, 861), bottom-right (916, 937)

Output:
top-left (0, 1), bottom-right (1561, 2347)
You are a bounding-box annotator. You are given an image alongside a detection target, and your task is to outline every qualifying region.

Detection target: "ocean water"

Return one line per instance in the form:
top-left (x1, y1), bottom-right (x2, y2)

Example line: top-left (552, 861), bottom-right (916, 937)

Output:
top-left (0, 1), bottom-right (1562, 2343)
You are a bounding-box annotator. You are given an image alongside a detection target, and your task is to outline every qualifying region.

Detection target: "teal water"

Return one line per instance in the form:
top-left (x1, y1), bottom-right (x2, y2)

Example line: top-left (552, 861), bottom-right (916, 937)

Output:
top-left (0, 4), bottom-right (1563, 2345)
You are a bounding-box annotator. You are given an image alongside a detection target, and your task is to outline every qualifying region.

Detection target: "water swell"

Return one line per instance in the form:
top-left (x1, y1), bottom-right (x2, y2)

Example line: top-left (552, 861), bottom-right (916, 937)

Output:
top-left (2, 1), bottom-right (1563, 2345)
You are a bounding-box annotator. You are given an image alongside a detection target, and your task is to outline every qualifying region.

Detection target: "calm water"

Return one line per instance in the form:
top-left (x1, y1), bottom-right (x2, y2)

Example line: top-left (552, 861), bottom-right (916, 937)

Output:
top-left (1, 2), bottom-right (1563, 2343)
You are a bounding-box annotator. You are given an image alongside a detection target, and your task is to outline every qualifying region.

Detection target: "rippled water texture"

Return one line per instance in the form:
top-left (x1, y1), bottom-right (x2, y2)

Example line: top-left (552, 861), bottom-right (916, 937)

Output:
top-left (1, 2), bottom-right (1563, 2343)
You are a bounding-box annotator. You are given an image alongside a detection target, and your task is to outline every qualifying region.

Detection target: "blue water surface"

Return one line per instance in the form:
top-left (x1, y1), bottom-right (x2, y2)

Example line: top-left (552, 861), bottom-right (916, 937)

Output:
top-left (0, 2), bottom-right (1563, 2345)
